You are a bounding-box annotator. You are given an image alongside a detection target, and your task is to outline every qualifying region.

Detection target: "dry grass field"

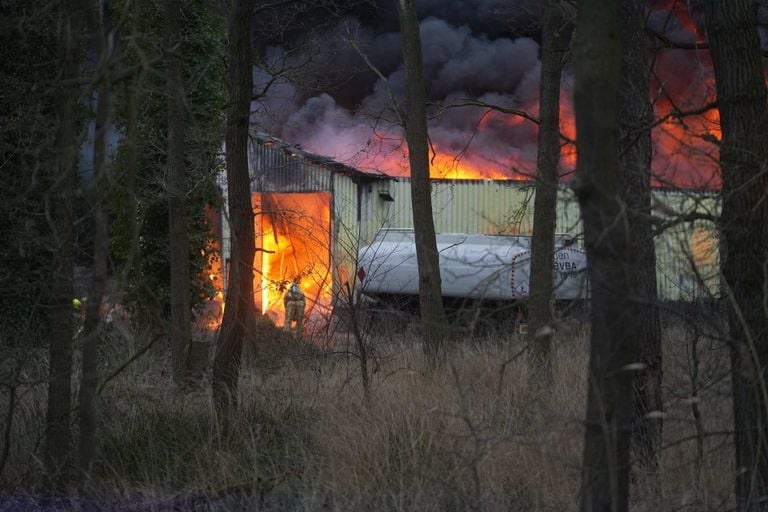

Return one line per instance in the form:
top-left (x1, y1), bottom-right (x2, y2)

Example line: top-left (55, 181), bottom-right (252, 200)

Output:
top-left (0, 315), bottom-right (734, 511)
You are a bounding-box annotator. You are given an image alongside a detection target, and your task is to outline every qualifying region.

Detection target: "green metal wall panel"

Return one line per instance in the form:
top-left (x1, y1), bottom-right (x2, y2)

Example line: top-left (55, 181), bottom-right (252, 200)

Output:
top-left (385, 179), bottom-right (581, 236)
top-left (652, 189), bottom-right (720, 301)
top-left (364, 180), bottom-right (396, 247)
top-left (375, 179), bottom-right (720, 302)
top-left (331, 174), bottom-right (360, 301)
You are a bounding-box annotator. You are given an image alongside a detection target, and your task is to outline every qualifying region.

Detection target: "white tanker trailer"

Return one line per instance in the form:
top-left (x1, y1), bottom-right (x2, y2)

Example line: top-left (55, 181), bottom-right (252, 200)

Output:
top-left (356, 229), bottom-right (589, 311)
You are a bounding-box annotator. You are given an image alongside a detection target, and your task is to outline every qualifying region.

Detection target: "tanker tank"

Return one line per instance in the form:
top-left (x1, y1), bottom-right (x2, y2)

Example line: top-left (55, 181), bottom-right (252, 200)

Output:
top-left (356, 229), bottom-right (589, 306)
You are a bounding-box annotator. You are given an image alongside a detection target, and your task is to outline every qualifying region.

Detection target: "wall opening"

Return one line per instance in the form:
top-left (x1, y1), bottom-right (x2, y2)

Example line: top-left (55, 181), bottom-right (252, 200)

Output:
top-left (254, 192), bottom-right (332, 329)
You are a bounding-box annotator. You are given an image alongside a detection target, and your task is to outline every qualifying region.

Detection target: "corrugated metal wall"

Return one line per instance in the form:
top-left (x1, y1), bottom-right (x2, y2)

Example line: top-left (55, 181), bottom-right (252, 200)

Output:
top-left (331, 174), bottom-right (360, 300)
top-left (377, 178), bottom-right (720, 302)
top-left (250, 139), bottom-right (332, 193)
top-left (652, 189), bottom-right (720, 301)
top-left (363, 180), bottom-right (396, 246)
top-left (385, 179), bottom-right (581, 236)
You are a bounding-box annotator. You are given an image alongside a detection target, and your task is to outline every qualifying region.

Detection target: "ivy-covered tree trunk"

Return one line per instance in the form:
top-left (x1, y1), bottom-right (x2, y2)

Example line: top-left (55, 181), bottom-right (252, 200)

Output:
top-left (213, 0), bottom-right (256, 436)
top-left (573, 0), bottom-right (637, 510)
top-left (619, 0), bottom-right (662, 471)
top-left (165, 0), bottom-right (191, 386)
top-left (704, 1), bottom-right (768, 508)
top-left (528, 0), bottom-right (565, 373)
top-left (78, 0), bottom-right (111, 476)
top-left (45, 1), bottom-right (85, 483)
top-left (396, 0), bottom-right (447, 363)
top-left (108, 1), bottom-right (225, 337)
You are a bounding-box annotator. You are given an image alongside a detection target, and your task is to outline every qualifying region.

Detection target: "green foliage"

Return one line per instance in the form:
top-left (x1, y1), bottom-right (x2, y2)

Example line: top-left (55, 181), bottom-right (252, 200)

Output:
top-left (0, 3), bottom-right (84, 347)
top-left (110, 0), bottom-right (227, 327)
top-left (0, 1), bottom-right (227, 344)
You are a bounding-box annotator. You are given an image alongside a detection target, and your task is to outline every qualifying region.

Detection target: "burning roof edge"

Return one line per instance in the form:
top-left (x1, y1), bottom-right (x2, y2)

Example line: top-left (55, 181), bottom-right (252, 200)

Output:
top-left (252, 132), bottom-right (392, 182)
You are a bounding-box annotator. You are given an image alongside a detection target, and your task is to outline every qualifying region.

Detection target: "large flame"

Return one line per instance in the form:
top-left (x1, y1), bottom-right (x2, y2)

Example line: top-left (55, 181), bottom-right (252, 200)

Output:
top-left (349, 136), bottom-right (531, 180)
top-left (254, 192), bottom-right (333, 328)
top-left (652, 94), bottom-right (720, 189)
top-left (649, 1), bottom-right (721, 189)
top-left (559, 93), bottom-right (578, 171)
top-left (307, 72), bottom-right (719, 188)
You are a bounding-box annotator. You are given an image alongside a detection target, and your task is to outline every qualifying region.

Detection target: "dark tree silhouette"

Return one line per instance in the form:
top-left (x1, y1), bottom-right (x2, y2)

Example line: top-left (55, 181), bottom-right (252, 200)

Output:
top-left (166, 0), bottom-right (192, 386)
top-left (45, 0), bottom-right (87, 484)
top-left (704, 0), bottom-right (768, 508)
top-left (212, 0), bottom-right (257, 436)
top-left (78, 0), bottom-right (112, 476)
top-left (396, 0), bottom-right (448, 363)
top-left (528, 0), bottom-right (566, 373)
top-left (573, 0), bottom-right (637, 510)
top-left (619, 0), bottom-right (662, 470)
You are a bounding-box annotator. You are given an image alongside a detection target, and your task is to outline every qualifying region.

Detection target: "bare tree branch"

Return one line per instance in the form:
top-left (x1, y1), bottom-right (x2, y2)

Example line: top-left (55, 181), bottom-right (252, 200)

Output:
top-left (646, 25), bottom-right (768, 58)
top-left (651, 211), bottom-right (719, 236)
top-left (431, 99), bottom-right (576, 145)
top-left (347, 35), bottom-right (405, 126)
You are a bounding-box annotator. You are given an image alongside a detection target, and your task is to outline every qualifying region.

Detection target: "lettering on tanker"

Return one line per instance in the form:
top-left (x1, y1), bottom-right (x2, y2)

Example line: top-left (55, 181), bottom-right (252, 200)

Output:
top-left (553, 260), bottom-right (578, 272)
top-left (553, 250), bottom-right (580, 285)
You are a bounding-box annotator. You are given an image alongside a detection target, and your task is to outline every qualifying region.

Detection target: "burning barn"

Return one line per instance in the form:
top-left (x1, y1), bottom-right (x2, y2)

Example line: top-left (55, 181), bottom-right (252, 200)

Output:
top-left (215, 136), bottom-right (719, 331)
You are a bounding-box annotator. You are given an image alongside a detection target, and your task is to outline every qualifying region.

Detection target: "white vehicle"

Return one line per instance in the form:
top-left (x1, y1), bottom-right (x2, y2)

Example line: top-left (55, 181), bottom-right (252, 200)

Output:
top-left (356, 229), bottom-right (589, 310)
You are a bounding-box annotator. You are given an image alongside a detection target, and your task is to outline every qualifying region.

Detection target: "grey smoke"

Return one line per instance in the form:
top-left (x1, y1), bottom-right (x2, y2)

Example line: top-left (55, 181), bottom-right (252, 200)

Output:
top-left (254, 14), bottom-right (545, 177)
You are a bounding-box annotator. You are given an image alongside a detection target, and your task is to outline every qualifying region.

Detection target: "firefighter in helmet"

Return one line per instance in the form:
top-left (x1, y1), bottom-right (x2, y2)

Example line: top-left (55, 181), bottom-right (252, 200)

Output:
top-left (283, 276), bottom-right (306, 336)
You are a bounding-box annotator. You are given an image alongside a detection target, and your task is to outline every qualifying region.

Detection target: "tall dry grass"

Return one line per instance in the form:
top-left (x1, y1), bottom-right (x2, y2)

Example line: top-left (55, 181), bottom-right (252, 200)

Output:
top-left (0, 316), bottom-right (734, 511)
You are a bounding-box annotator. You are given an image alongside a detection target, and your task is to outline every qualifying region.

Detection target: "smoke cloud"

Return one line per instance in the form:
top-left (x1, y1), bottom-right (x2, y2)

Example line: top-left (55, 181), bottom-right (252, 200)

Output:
top-left (252, 7), bottom-right (545, 180)
top-left (252, 2), bottom-right (726, 188)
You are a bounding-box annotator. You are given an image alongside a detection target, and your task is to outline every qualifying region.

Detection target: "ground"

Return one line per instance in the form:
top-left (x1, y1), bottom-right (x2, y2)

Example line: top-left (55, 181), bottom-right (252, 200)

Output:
top-left (1, 315), bottom-right (734, 511)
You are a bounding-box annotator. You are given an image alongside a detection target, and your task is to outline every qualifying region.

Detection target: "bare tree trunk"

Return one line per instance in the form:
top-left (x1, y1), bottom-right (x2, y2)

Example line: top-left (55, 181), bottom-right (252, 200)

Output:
top-left (122, 78), bottom-right (140, 285)
top-left (396, 0), bottom-right (447, 363)
top-left (573, 1), bottom-right (636, 510)
top-left (528, 0), bottom-right (565, 373)
top-left (122, 61), bottom-right (145, 321)
top-left (618, 0), bottom-right (663, 472)
top-left (704, 1), bottom-right (768, 509)
top-left (212, 0), bottom-right (256, 437)
top-left (166, 0), bottom-right (191, 386)
top-left (78, 0), bottom-right (111, 477)
top-left (45, 1), bottom-right (85, 484)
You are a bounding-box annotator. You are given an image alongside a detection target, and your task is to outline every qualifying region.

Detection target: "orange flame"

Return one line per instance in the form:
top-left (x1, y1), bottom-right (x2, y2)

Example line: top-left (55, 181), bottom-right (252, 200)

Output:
top-left (428, 147), bottom-right (523, 179)
top-left (559, 93), bottom-right (577, 171)
top-left (359, 139), bottom-right (532, 180)
top-left (254, 192), bottom-right (333, 328)
top-left (199, 205), bottom-right (225, 332)
top-left (652, 94), bottom-right (720, 189)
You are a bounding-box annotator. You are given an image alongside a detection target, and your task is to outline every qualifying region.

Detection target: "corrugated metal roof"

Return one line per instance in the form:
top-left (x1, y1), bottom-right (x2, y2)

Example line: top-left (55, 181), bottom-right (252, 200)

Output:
top-left (250, 133), bottom-right (391, 187)
top-left (250, 142), bottom-right (332, 192)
